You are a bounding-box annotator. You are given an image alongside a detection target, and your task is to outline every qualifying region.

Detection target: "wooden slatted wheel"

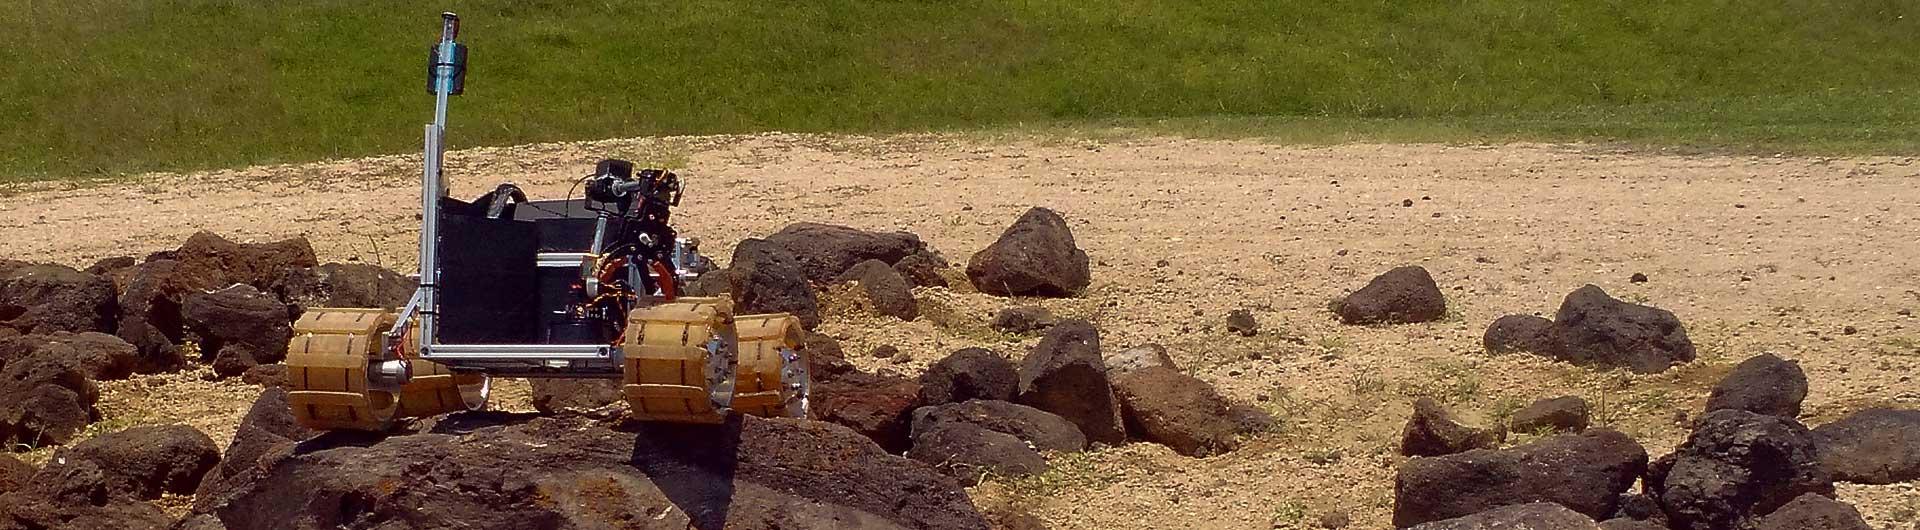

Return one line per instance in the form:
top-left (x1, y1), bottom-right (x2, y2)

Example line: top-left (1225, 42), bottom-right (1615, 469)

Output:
top-left (731, 313), bottom-right (809, 418)
top-left (621, 297), bottom-right (737, 424)
top-left (286, 309), bottom-right (401, 431)
top-left (392, 319), bottom-right (490, 418)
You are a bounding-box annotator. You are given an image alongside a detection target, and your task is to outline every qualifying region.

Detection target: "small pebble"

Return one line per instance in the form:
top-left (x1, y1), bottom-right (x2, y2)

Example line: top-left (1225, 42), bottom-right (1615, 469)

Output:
top-left (1630, 273), bottom-right (1649, 283)
top-left (869, 345), bottom-right (898, 359)
top-left (1402, 199), bottom-right (1414, 207)
top-left (1842, 326), bottom-right (1858, 335)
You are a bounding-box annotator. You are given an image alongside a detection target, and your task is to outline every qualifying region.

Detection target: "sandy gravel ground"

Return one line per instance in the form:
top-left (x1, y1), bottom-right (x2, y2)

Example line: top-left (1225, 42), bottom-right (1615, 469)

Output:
top-left (3, 133), bottom-right (1917, 529)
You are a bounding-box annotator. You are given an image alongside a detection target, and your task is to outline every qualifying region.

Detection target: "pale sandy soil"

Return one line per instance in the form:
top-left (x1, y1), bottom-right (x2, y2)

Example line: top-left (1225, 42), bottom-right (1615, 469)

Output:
top-left (2, 133), bottom-right (1917, 529)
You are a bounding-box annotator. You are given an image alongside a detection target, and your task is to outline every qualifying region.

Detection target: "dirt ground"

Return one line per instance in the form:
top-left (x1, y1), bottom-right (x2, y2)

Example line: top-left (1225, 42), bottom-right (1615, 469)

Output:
top-left (3, 133), bottom-right (1917, 529)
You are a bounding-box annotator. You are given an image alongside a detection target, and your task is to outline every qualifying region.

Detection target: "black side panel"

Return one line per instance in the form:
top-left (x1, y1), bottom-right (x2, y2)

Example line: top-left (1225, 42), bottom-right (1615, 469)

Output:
top-left (437, 198), bottom-right (538, 344)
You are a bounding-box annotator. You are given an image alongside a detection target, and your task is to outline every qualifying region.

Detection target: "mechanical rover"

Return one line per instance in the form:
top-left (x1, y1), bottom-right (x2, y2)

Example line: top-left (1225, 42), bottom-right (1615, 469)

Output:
top-left (285, 13), bottom-right (809, 431)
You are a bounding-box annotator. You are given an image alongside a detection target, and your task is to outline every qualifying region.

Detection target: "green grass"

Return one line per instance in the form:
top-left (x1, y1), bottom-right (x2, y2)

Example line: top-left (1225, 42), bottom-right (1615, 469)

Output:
top-left (5, 0), bottom-right (1918, 182)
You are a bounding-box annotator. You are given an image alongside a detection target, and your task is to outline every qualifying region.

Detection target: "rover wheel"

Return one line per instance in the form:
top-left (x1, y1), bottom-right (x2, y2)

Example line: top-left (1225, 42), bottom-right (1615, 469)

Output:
top-left (285, 309), bottom-right (401, 431)
top-left (621, 297), bottom-right (737, 424)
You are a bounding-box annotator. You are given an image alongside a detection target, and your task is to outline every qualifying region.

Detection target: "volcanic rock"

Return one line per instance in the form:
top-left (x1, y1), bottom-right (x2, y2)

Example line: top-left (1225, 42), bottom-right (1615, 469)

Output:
top-left (1393, 429), bottom-right (1648, 527)
top-left (1703, 353), bottom-right (1807, 418)
top-left (1540, 285), bottom-right (1695, 374)
top-left (1112, 366), bottom-right (1239, 457)
top-left (1016, 320), bottom-right (1125, 445)
top-left (966, 207), bottom-right (1091, 297)
top-left (919, 348), bottom-right (1019, 405)
top-left (1811, 407), bottom-right (1920, 484)
top-left (1334, 266), bottom-right (1447, 325)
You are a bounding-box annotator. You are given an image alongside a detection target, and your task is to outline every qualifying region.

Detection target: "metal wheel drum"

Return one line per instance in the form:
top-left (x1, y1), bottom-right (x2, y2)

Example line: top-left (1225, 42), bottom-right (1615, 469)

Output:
top-left (731, 313), bottom-right (808, 418)
top-left (621, 297), bottom-right (737, 424)
top-left (285, 309), bottom-right (402, 431)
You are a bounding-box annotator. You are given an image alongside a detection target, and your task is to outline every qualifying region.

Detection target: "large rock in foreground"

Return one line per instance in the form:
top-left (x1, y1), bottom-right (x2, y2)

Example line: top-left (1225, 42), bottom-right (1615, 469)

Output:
top-left (1811, 407), bottom-right (1920, 484)
top-left (1408, 503), bottom-right (1601, 530)
top-left (1393, 429), bottom-right (1648, 527)
top-left (1645, 409), bottom-right (1833, 530)
top-left (967, 207), bottom-right (1091, 297)
top-left (1334, 266), bottom-right (1447, 325)
top-left (1542, 285), bottom-right (1695, 374)
top-left (191, 415), bottom-right (988, 530)
top-left (1017, 320), bottom-right (1125, 445)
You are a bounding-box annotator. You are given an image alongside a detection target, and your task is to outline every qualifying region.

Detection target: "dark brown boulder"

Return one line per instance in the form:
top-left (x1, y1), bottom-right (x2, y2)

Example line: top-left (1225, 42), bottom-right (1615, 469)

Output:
top-left (966, 207), bottom-right (1091, 297)
top-left (834, 259), bottom-right (918, 321)
top-left (1541, 285), bottom-right (1695, 374)
top-left (114, 260), bottom-right (210, 374)
top-left (912, 400), bottom-right (1087, 453)
top-left (172, 231), bottom-right (318, 291)
top-left (989, 306), bottom-right (1055, 335)
top-left (1511, 396), bottom-right (1591, 434)
top-left (0, 350), bottom-right (99, 447)
top-left (893, 252), bottom-right (950, 288)
top-left (59, 424), bottom-right (220, 500)
top-left (762, 223), bottom-right (928, 284)
top-left (1484, 314), bottom-right (1554, 354)
top-left (0, 385), bottom-right (91, 448)
top-left (812, 370), bottom-right (923, 452)
top-left (1406, 503), bottom-right (1601, 530)
top-left (0, 264), bottom-right (117, 335)
top-left (1703, 353), bottom-right (1807, 418)
top-left (1393, 429), bottom-right (1648, 527)
top-left (1402, 398), bottom-right (1503, 457)
top-left (1644, 409), bottom-right (1833, 530)
top-left (189, 415), bottom-right (989, 530)
top-left (1016, 320), bottom-right (1124, 445)
top-left (906, 422), bottom-right (1046, 481)
top-left (1751, 494), bottom-right (1872, 530)
top-left (195, 388), bottom-right (313, 500)
top-left (727, 239), bottom-right (821, 329)
top-left (1112, 366), bottom-right (1239, 457)
top-left (1810, 407), bottom-right (1920, 484)
top-left (1334, 266), bottom-right (1447, 325)
top-left (273, 263), bottom-right (415, 318)
top-left (182, 284), bottom-right (293, 378)
top-left (528, 378), bottom-right (622, 413)
top-left (1, 331), bottom-right (138, 381)
top-left (919, 348), bottom-right (1019, 405)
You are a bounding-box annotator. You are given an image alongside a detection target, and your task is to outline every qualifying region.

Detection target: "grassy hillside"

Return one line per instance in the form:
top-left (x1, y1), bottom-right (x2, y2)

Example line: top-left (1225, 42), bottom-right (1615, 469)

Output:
top-left (3, 0), bottom-right (1917, 181)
